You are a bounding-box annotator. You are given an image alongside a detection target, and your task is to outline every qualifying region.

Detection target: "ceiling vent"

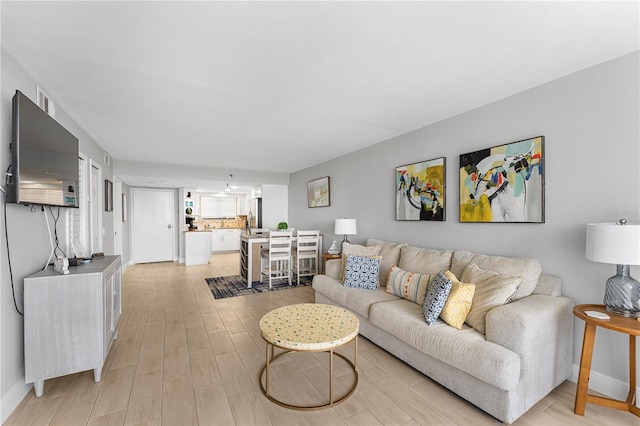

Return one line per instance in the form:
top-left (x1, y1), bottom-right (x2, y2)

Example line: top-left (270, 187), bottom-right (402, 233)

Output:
top-left (36, 85), bottom-right (55, 118)
top-left (104, 152), bottom-right (111, 166)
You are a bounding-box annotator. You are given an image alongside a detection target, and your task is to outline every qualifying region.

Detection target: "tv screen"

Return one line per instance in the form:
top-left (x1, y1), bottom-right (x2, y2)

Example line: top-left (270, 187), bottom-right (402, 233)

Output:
top-left (8, 90), bottom-right (79, 207)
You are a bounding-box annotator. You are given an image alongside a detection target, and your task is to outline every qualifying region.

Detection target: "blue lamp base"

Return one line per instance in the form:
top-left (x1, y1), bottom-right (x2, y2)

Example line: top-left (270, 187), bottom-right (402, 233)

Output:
top-left (603, 264), bottom-right (640, 318)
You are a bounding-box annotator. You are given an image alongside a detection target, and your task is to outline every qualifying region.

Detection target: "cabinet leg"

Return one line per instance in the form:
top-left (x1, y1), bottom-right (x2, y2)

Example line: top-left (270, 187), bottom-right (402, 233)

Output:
top-left (113, 328), bottom-right (119, 340)
top-left (94, 367), bottom-right (103, 383)
top-left (33, 380), bottom-right (44, 397)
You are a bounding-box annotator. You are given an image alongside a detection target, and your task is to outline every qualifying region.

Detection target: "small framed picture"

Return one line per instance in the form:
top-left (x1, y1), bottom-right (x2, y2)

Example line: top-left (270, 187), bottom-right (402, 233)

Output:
top-left (307, 176), bottom-right (330, 208)
top-left (104, 179), bottom-right (113, 212)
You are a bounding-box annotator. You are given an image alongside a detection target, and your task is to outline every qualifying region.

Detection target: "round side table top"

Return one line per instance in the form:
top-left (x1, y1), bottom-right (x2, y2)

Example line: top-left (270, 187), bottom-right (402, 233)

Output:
top-left (260, 303), bottom-right (359, 351)
top-left (574, 304), bottom-right (640, 336)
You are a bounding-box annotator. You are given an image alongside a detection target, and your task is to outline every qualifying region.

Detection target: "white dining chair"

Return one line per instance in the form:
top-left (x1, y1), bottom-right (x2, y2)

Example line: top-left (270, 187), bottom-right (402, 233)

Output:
top-left (293, 230), bottom-right (320, 285)
top-left (260, 230), bottom-right (293, 288)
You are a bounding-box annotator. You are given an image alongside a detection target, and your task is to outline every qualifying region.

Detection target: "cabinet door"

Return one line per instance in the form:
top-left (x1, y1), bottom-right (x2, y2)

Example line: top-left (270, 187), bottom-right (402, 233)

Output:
top-left (113, 266), bottom-right (122, 332)
top-left (211, 231), bottom-right (223, 252)
top-left (226, 231), bottom-right (241, 251)
top-left (104, 270), bottom-right (114, 355)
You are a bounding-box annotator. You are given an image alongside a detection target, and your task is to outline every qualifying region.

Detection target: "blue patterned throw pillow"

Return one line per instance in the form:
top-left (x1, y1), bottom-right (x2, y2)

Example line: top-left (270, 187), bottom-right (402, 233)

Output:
top-left (343, 254), bottom-right (382, 290)
top-left (423, 272), bottom-right (453, 325)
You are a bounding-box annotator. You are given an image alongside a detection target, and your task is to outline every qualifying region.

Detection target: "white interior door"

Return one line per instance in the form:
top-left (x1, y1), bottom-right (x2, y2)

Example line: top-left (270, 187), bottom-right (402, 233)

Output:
top-left (132, 188), bottom-right (174, 263)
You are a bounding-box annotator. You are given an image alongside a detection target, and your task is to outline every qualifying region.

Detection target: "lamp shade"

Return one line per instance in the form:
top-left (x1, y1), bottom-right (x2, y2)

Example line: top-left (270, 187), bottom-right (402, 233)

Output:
top-left (335, 218), bottom-right (357, 236)
top-left (586, 222), bottom-right (640, 265)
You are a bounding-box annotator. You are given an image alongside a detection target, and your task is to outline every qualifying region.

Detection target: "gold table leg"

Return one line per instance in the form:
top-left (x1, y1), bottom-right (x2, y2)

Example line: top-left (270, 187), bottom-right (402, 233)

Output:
top-left (259, 337), bottom-right (358, 411)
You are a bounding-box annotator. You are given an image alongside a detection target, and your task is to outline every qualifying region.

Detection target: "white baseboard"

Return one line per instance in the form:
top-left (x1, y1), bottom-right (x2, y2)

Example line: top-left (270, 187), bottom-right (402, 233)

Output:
top-left (570, 363), bottom-right (639, 404)
top-left (1, 380), bottom-right (32, 424)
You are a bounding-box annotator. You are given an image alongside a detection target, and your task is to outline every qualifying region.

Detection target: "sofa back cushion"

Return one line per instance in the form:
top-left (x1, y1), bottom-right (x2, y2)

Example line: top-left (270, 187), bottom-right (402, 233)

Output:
top-left (450, 250), bottom-right (541, 300)
top-left (399, 245), bottom-right (453, 275)
top-left (366, 239), bottom-right (406, 283)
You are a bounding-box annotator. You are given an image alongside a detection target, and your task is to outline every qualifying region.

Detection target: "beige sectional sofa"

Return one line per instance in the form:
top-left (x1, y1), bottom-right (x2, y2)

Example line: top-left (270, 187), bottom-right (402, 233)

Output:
top-left (312, 239), bottom-right (574, 424)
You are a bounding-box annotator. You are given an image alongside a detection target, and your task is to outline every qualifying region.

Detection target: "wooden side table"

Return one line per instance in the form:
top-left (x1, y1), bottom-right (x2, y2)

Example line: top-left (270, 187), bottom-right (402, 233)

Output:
top-left (573, 304), bottom-right (640, 417)
top-left (322, 252), bottom-right (341, 274)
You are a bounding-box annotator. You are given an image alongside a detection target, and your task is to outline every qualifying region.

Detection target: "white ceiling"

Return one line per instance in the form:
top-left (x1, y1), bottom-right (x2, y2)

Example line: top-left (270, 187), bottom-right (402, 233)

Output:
top-left (2, 1), bottom-right (638, 192)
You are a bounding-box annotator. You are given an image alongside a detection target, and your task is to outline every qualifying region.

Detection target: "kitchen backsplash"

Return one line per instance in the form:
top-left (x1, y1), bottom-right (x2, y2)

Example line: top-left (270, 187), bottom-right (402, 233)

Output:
top-left (192, 215), bottom-right (248, 230)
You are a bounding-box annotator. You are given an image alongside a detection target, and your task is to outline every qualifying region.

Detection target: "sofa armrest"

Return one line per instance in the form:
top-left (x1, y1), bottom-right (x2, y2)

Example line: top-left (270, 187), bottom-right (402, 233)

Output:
top-left (325, 259), bottom-right (342, 280)
top-left (486, 294), bottom-right (574, 408)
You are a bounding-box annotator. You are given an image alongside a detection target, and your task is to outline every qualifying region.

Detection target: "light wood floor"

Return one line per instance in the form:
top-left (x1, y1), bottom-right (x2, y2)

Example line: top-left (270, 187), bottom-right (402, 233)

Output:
top-left (6, 253), bottom-right (639, 425)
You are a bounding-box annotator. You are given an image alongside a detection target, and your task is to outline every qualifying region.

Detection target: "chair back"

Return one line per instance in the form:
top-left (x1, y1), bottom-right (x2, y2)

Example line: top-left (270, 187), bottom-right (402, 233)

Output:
top-left (252, 228), bottom-right (270, 236)
top-left (297, 229), bottom-right (320, 237)
top-left (296, 235), bottom-right (319, 258)
top-left (269, 230), bottom-right (293, 259)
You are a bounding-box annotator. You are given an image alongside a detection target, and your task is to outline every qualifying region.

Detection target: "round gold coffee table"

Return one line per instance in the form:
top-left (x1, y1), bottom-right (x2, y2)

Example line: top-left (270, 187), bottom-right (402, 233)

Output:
top-left (259, 303), bottom-right (359, 410)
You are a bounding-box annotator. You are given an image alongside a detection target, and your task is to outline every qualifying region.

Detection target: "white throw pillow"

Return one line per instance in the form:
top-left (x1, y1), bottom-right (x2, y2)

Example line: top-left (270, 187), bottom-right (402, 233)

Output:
top-left (462, 264), bottom-right (522, 334)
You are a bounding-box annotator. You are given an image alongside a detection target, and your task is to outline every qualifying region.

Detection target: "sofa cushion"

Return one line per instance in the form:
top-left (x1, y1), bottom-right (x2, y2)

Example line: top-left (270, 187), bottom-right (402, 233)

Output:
top-left (312, 274), bottom-right (348, 307)
top-left (440, 271), bottom-right (475, 329)
top-left (312, 275), bottom-right (400, 319)
top-left (369, 299), bottom-right (521, 390)
top-left (423, 272), bottom-right (452, 325)
top-left (462, 264), bottom-right (522, 334)
top-left (450, 250), bottom-right (541, 300)
top-left (386, 265), bottom-right (430, 305)
top-left (366, 239), bottom-right (406, 285)
top-left (340, 242), bottom-right (381, 282)
top-left (343, 254), bottom-right (382, 290)
top-left (399, 245), bottom-right (453, 274)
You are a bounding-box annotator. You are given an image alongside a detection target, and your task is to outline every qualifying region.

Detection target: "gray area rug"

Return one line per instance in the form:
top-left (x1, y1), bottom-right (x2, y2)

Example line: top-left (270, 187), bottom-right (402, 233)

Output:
top-left (206, 275), bottom-right (313, 299)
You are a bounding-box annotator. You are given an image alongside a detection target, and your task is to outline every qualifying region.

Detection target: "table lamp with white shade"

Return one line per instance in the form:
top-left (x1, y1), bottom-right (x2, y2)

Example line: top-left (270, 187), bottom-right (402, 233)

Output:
top-left (335, 218), bottom-right (357, 246)
top-left (586, 219), bottom-right (640, 317)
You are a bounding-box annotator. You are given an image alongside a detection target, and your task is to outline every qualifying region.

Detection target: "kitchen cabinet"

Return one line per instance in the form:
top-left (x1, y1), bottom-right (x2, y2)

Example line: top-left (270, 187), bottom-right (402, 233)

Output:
top-left (211, 229), bottom-right (241, 252)
top-left (185, 231), bottom-right (212, 265)
top-left (24, 256), bottom-right (122, 397)
top-left (200, 196), bottom-right (237, 218)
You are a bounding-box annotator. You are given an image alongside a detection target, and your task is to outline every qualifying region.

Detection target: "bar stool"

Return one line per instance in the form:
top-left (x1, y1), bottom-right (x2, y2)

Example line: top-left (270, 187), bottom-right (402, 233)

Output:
top-left (261, 230), bottom-right (293, 288)
top-left (293, 230), bottom-right (320, 285)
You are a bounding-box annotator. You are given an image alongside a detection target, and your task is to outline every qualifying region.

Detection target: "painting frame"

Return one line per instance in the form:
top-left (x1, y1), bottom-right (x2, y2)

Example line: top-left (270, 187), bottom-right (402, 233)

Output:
top-left (395, 157), bottom-right (446, 221)
top-left (104, 179), bottom-right (113, 212)
top-left (307, 176), bottom-right (330, 208)
top-left (459, 136), bottom-right (545, 223)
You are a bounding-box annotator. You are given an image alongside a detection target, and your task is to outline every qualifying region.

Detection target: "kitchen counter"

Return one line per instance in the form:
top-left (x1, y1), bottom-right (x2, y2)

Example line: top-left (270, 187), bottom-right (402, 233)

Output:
top-left (184, 231), bottom-right (212, 266)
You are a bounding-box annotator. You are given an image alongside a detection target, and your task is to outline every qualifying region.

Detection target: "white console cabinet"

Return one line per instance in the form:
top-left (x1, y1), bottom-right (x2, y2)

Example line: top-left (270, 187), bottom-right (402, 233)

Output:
top-left (24, 256), bottom-right (122, 397)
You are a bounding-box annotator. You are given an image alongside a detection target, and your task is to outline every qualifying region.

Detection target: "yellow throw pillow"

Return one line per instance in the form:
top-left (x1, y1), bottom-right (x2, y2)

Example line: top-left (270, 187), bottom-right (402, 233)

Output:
top-left (440, 271), bottom-right (475, 329)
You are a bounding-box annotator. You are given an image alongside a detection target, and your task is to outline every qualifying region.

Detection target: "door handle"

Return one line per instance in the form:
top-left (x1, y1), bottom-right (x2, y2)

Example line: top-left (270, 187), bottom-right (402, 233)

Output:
top-left (167, 224), bottom-right (172, 229)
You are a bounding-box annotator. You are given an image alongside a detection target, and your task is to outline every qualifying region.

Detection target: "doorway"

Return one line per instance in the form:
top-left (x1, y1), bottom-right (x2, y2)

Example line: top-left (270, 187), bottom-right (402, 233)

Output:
top-left (132, 188), bottom-right (175, 263)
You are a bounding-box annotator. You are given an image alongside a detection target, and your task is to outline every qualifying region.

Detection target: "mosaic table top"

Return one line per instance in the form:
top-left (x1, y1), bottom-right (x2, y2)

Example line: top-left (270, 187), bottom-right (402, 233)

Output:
top-left (260, 303), bottom-right (359, 351)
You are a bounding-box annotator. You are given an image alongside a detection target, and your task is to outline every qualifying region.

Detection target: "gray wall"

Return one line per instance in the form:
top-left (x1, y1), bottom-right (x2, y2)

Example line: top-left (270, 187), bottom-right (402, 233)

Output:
top-left (0, 49), bottom-right (116, 419)
top-left (289, 52), bottom-right (640, 388)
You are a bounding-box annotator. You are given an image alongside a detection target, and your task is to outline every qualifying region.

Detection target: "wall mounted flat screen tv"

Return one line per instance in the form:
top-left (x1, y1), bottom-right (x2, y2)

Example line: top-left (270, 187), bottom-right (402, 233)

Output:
top-left (8, 90), bottom-right (79, 208)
